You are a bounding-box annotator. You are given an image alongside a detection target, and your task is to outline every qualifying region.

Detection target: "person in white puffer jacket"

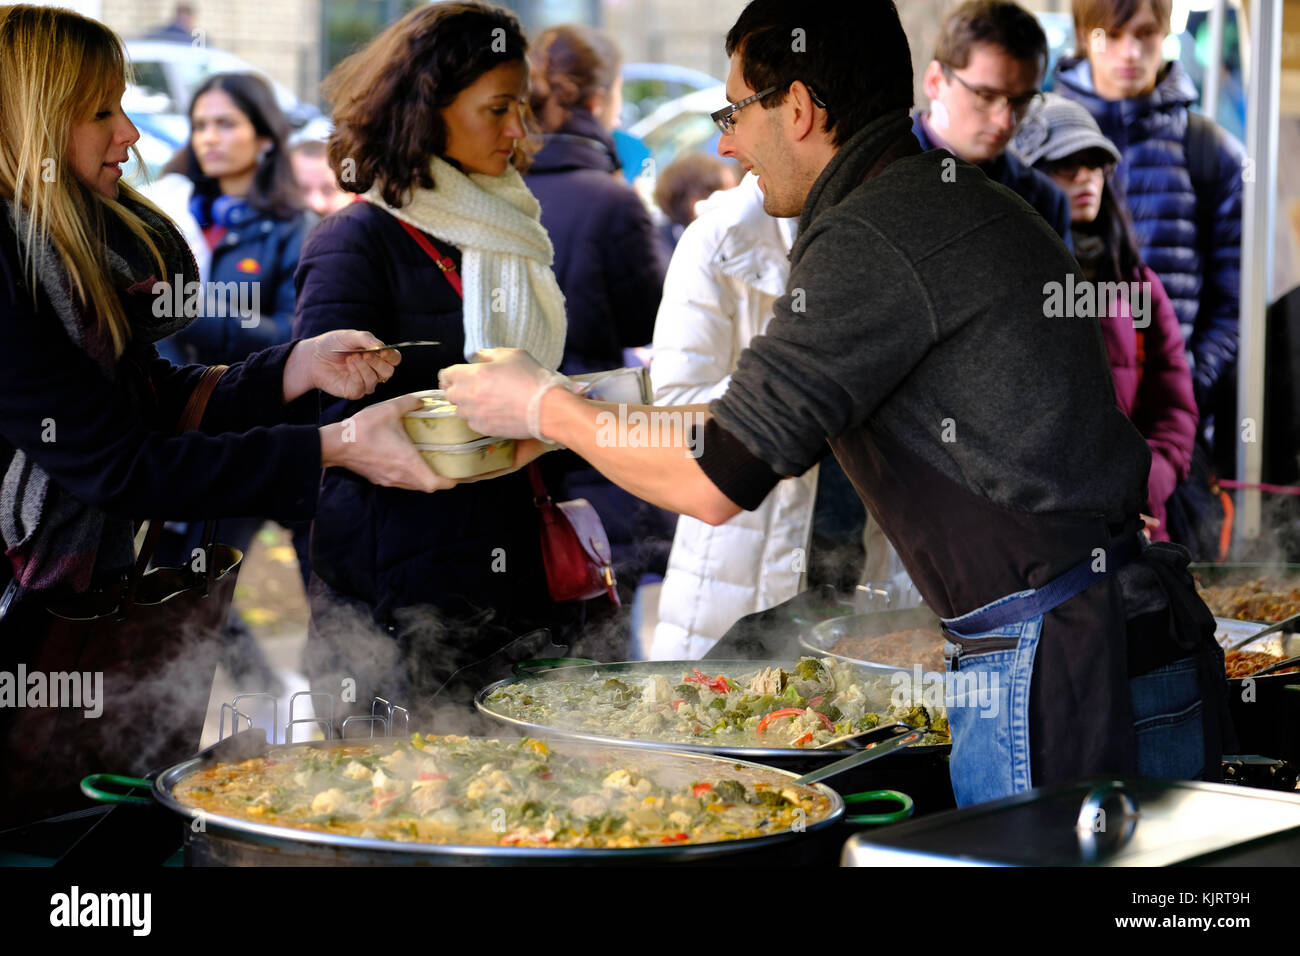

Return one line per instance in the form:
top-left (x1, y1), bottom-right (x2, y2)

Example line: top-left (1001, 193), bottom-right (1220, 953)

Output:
top-left (648, 172), bottom-right (817, 660)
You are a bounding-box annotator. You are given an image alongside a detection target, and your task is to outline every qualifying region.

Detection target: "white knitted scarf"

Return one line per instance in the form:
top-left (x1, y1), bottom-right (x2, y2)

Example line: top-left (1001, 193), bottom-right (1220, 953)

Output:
top-left (365, 157), bottom-right (567, 370)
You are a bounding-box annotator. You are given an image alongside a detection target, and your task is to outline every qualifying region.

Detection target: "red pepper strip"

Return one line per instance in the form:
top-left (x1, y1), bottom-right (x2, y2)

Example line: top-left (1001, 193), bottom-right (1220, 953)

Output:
top-left (756, 707), bottom-right (806, 733)
top-left (659, 833), bottom-right (690, 844)
top-left (707, 677), bottom-right (729, 694)
top-left (795, 733), bottom-right (814, 746)
top-left (417, 772), bottom-right (448, 781)
top-left (670, 699), bottom-right (685, 710)
top-left (808, 696), bottom-right (824, 709)
top-left (692, 783), bottom-right (712, 797)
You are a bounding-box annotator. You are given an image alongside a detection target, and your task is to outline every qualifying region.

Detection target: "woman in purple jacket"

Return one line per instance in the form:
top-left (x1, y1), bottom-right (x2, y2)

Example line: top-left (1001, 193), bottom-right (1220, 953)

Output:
top-left (1014, 95), bottom-right (1197, 540)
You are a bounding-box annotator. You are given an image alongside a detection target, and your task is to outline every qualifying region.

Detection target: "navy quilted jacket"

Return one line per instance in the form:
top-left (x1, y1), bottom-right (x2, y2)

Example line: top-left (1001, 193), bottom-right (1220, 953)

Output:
top-left (1054, 56), bottom-right (1244, 412)
top-left (523, 109), bottom-right (665, 376)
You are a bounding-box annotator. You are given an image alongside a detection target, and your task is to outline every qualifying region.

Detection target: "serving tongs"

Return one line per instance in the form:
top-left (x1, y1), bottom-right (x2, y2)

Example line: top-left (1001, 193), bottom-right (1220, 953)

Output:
top-left (793, 722), bottom-right (925, 786)
top-left (1224, 610), bottom-right (1300, 653)
top-left (1243, 654), bottom-right (1300, 679)
top-left (331, 340), bottom-right (442, 354)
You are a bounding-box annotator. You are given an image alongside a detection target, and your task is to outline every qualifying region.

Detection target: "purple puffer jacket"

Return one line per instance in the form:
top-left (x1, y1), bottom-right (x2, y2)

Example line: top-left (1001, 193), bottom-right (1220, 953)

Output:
top-left (1099, 265), bottom-right (1198, 539)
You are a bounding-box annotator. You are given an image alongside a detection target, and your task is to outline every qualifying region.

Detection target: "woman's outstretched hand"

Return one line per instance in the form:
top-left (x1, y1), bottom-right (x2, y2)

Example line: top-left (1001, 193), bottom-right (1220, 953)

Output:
top-left (319, 394), bottom-right (453, 492)
top-left (284, 330), bottom-right (401, 402)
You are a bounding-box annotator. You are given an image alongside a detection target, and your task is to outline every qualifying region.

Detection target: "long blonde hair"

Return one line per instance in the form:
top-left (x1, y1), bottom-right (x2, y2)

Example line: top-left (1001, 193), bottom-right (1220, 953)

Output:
top-left (0, 4), bottom-right (167, 356)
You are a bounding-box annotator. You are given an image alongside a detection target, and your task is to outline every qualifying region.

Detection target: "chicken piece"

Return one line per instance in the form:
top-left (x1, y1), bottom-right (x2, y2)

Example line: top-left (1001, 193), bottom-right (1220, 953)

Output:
top-left (409, 783), bottom-right (449, 816)
top-left (602, 769), bottom-right (634, 792)
top-left (641, 675), bottom-right (674, 703)
top-left (570, 794), bottom-right (607, 817)
top-left (342, 760), bottom-right (372, 780)
top-left (380, 749), bottom-right (411, 771)
top-left (747, 667), bottom-right (786, 696)
top-left (371, 768), bottom-right (403, 795)
top-left (311, 788), bottom-right (348, 815)
top-left (667, 810), bottom-right (694, 830)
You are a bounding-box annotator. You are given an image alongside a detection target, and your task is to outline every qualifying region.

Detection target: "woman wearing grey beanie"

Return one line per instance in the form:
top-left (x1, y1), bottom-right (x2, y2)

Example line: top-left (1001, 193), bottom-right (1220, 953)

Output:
top-left (1012, 94), bottom-right (1197, 544)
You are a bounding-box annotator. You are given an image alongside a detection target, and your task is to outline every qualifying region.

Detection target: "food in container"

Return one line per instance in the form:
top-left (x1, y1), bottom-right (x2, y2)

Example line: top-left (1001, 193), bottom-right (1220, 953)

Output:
top-left (402, 389), bottom-right (484, 445)
top-left (481, 657), bottom-right (949, 750)
top-left (171, 734), bottom-right (835, 849)
top-left (415, 437), bottom-right (515, 479)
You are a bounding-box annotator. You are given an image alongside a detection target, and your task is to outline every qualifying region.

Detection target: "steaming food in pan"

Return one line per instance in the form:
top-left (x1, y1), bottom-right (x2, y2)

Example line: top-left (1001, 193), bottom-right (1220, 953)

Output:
top-left (828, 628), bottom-right (947, 672)
top-left (172, 735), bottom-right (833, 848)
top-left (1196, 575), bottom-right (1300, 623)
top-left (482, 657), bottom-right (950, 749)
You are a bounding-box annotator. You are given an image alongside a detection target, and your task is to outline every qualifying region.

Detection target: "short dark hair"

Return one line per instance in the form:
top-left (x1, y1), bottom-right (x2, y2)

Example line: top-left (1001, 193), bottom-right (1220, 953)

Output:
top-left (934, 1), bottom-right (1049, 78)
top-left (654, 154), bottom-right (736, 227)
top-left (1072, 0), bottom-right (1172, 57)
top-left (162, 72), bottom-right (302, 219)
top-left (724, 0), bottom-right (914, 148)
top-left (323, 1), bottom-right (532, 207)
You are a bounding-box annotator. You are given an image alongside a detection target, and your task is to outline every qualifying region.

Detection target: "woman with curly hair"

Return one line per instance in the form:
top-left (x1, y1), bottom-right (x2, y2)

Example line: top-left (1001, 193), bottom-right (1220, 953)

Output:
top-left (293, 1), bottom-right (582, 721)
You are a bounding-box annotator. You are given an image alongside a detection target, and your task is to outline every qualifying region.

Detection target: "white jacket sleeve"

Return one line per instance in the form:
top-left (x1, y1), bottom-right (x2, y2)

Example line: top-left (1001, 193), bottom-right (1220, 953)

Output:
top-left (650, 219), bottom-right (738, 406)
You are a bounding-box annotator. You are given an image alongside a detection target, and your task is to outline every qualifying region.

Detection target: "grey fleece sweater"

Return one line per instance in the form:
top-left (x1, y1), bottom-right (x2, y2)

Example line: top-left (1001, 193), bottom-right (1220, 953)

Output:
top-left (701, 110), bottom-right (1149, 527)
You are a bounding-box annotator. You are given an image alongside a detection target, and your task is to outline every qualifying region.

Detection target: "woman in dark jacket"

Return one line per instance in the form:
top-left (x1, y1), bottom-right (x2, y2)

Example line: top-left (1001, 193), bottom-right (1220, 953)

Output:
top-left (1013, 94), bottom-right (1197, 539)
top-left (524, 25), bottom-right (674, 641)
top-left (525, 24), bottom-right (665, 376)
top-left (148, 72), bottom-right (308, 367)
top-left (293, 2), bottom-right (582, 720)
top-left (0, 4), bottom-right (431, 824)
top-left (144, 73), bottom-right (313, 683)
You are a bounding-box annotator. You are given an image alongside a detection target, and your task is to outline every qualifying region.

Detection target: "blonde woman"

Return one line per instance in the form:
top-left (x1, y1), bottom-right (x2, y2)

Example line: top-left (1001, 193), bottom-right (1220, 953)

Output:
top-left (0, 4), bottom-right (433, 824)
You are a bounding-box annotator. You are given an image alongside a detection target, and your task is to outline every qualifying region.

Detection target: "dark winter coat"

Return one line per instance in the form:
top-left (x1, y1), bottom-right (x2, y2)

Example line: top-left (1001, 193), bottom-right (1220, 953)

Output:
top-left (911, 110), bottom-right (1074, 249)
top-left (291, 200), bottom-right (566, 640)
top-left (156, 189), bottom-right (308, 367)
top-left (523, 109), bottom-right (665, 376)
top-left (1054, 57), bottom-right (1244, 412)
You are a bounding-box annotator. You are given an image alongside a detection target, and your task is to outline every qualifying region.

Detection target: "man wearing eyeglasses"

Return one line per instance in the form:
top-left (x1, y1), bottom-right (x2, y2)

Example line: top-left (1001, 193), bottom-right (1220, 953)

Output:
top-left (914, 0), bottom-right (1073, 249)
top-left (441, 0), bottom-right (1227, 808)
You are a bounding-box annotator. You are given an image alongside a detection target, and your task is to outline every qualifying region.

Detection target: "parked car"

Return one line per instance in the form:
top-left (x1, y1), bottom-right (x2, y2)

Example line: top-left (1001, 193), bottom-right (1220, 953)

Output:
top-left (126, 39), bottom-right (321, 128)
top-left (620, 62), bottom-right (720, 129)
top-left (628, 84), bottom-right (726, 176)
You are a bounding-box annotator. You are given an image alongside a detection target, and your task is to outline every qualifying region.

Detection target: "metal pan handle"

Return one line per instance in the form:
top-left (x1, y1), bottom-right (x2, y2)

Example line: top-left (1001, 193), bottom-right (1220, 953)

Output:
top-left (843, 789), bottom-right (915, 826)
top-left (80, 773), bottom-right (153, 806)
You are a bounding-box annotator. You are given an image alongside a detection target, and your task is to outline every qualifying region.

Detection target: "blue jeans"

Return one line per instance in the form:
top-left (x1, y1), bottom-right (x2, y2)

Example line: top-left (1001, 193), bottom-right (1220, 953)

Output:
top-left (1129, 655), bottom-right (1204, 779)
top-left (942, 590), bottom-right (1043, 807)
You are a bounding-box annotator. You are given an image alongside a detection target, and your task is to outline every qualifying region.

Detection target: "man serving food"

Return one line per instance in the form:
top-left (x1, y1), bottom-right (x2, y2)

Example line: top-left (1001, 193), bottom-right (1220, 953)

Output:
top-left (439, 0), bottom-right (1230, 806)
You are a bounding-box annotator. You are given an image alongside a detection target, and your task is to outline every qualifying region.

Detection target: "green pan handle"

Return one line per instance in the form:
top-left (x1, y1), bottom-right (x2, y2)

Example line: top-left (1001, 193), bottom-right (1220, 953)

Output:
top-left (843, 789), bottom-right (914, 826)
top-left (81, 773), bottom-right (153, 806)
top-left (513, 658), bottom-right (598, 676)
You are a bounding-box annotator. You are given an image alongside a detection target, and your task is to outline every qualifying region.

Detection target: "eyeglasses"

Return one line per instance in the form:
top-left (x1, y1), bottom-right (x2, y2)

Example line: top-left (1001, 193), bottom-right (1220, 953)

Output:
top-left (941, 66), bottom-right (1042, 119)
top-left (711, 86), bottom-right (778, 134)
top-left (711, 84), bottom-right (827, 134)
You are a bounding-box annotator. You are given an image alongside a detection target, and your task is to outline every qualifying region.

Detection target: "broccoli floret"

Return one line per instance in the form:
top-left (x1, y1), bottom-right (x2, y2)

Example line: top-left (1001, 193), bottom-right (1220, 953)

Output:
top-left (855, 713), bottom-right (881, 731)
top-left (794, 658), bottom-right (827, 682)
top-left (674, 683), bottom-right (700, 705)
top-left (714, 779), bottom-right (746, 804)
top-left (818, 703), bottom-right (842, 722)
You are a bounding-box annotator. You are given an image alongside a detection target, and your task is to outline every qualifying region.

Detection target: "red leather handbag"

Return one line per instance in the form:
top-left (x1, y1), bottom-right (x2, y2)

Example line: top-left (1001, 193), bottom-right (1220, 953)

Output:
top-left (527, 463), bottom-right (619, 605)
top-left (392, 216), bottom-right (619, 605)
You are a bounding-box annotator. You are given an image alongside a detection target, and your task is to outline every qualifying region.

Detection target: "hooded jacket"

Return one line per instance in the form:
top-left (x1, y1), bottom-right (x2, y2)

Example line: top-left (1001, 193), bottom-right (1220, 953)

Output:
top-left (1054, 57), bottom-right (1244, 411)
top-left (523, 109), bottom-right (665, 376)
top-left (648, 175), bottom-right (816, 659)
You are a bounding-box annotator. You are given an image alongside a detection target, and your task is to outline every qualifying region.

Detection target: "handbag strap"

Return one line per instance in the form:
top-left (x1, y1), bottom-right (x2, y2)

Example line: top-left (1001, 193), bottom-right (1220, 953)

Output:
top-left (393, 216), bottom-right (465, 298)
top-left (132, 364), bottom-right (229, 586)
